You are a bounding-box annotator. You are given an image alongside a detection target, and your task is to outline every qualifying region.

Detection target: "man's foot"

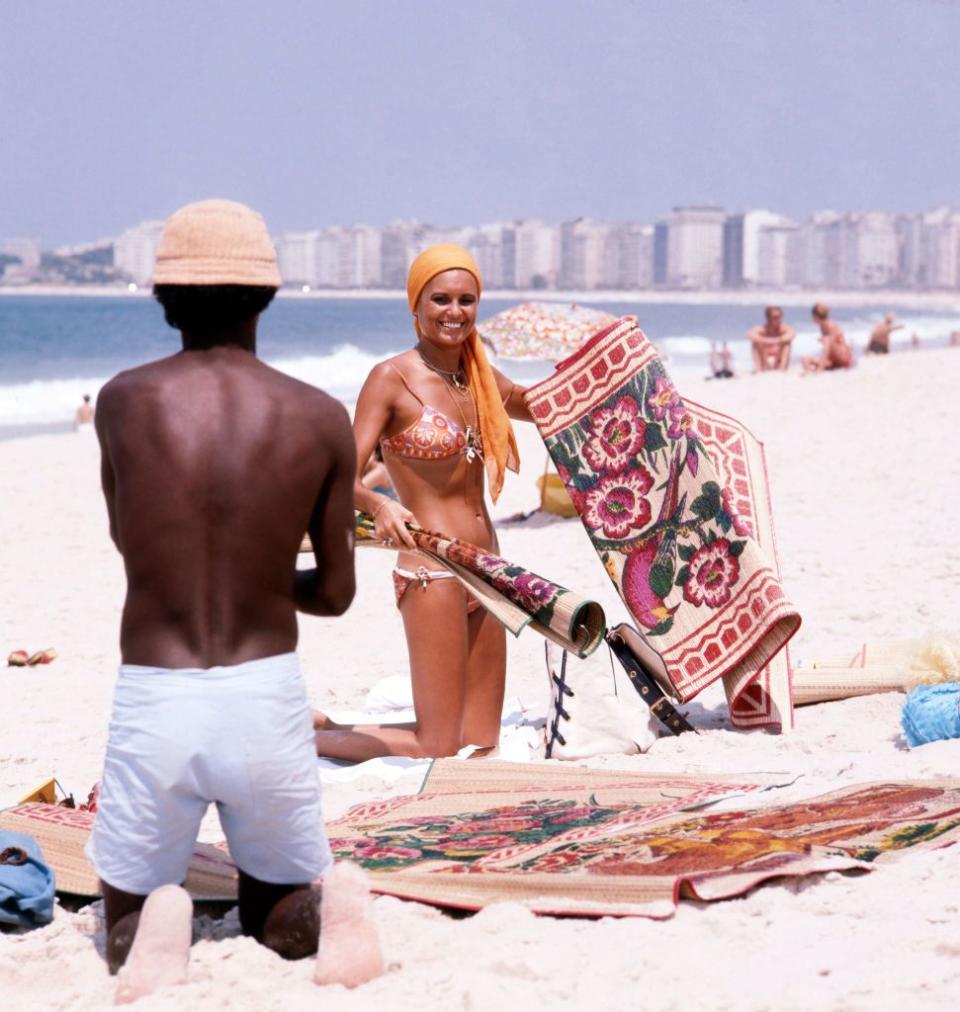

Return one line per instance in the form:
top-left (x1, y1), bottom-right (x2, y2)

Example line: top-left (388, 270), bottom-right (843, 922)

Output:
top-left (314, 863), bottom-right (384, 988)
top-left (261, 886), bottom-right (321, 960)
top-left (113, 885), bottom-right (192, 1005)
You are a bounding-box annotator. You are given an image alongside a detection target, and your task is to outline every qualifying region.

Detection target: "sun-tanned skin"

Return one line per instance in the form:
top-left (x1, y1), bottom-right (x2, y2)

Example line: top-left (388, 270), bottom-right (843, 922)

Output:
top-left (95, 311), bottom-right (357, 971)
top-left (313, 268), bottom-right (533, 760)
top-left (746, 306), bottom-right (795, 371)
top-left (802, 304), bottom-right (852, 373)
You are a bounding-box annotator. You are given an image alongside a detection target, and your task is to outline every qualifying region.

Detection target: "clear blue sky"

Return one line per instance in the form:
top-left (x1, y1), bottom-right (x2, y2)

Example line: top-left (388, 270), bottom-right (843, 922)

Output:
top-left (3, 0), bottom-right (958, 245)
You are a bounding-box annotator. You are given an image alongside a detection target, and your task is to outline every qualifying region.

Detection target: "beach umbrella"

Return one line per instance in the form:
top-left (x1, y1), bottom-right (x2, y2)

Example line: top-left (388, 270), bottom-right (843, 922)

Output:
top-left (477, 301), bottom-right (618, 361)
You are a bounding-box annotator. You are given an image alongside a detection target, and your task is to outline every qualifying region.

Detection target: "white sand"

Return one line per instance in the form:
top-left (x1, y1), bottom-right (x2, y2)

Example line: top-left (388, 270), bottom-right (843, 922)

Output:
top-left (2, 348), bottom-right (959, 1009)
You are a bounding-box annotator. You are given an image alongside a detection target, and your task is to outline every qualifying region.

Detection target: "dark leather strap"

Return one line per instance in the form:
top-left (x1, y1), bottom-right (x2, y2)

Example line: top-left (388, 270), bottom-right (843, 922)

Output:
top-left (606, 632), bottom-right (695, 736)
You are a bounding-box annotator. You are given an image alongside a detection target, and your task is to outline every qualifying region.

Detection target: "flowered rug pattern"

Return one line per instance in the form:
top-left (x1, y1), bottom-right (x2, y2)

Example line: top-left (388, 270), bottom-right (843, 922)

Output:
top-left (326, 762), bottom-right (960, 917)
top-left (525, 317), bottom-right (800, 728)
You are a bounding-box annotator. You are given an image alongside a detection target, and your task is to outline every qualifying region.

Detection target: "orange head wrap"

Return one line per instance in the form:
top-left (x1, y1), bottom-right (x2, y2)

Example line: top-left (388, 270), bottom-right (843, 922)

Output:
top-left (406, 244), bottom-right (519, 502)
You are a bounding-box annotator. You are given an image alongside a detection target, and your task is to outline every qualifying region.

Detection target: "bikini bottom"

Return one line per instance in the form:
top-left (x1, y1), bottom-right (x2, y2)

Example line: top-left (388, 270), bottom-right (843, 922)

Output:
top-left (392, 567), bottom-right (481, 614)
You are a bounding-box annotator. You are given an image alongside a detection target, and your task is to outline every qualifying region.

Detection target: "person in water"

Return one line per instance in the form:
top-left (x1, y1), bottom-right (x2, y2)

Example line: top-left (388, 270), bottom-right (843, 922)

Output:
top-left (314, 244), bottom-right (534, 760)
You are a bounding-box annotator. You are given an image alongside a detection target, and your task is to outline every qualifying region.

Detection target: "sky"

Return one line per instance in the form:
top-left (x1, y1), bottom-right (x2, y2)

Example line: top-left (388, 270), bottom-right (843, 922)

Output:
top-left (3, 0), bottom-right (959, 246)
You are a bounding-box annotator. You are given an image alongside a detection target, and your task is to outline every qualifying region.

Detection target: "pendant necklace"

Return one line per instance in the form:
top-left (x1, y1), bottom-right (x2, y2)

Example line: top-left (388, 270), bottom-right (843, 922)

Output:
top-left (417, 347), bottom-right (468, 392)
top-left (416, 347), bottom-right (482, 463)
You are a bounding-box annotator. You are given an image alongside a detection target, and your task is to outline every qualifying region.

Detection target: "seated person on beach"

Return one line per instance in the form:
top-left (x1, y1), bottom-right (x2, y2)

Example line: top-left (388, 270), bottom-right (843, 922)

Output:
top-left (802, 303), bottom-right (853, 373)
top-left (709, 340), bottom-right (735, 378)
top-left (73, 393), bottom-right (95, 429)
top-left (313, 244), bottom-right (534, 762)
top-left (866, 312), bottom-right (903, 354)
top-left (746, 306), bottom-right (795, 371)
top-left (89, 199), bottom-right (382, 1002)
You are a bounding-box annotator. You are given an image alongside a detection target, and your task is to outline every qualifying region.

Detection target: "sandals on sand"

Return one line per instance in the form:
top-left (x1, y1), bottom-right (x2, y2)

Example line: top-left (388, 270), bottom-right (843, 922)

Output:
top-left (6, 648), bottom-right (57, 666)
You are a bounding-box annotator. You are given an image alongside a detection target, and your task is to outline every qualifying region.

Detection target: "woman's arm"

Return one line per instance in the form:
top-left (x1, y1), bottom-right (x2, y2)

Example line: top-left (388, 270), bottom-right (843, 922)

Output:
top-left (492, 365), bottom-right (534, 423)
top-left (352, 364), bottom-right (417, 547)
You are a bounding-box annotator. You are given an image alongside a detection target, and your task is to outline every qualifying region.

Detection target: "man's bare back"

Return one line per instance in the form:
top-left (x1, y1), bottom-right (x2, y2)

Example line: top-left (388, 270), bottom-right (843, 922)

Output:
top-left (90, 199), bottom-right (382, 999)
top-left (96, 347), bottom-right (356, 669)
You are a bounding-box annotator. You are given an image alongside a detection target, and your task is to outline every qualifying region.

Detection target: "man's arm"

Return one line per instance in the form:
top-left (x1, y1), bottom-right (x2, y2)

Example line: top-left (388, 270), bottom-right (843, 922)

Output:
top-left (294, 400), bottom-right (357, 617)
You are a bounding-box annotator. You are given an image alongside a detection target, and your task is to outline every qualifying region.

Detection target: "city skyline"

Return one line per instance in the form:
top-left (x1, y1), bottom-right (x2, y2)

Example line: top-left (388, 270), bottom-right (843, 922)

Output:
top-left (6, 199), bottom-right (960, 293)
top-left (3, 1), bottom-right (960, 246)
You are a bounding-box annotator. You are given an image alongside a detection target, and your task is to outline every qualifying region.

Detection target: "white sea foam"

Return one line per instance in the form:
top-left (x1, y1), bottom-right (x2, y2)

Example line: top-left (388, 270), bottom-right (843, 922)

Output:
top-left (0, 345), bottom-right (397, 428)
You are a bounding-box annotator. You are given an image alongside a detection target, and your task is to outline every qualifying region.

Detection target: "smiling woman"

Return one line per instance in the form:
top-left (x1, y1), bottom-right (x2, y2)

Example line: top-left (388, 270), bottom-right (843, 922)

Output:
top-left (313, 244), bottom-right (534, 761)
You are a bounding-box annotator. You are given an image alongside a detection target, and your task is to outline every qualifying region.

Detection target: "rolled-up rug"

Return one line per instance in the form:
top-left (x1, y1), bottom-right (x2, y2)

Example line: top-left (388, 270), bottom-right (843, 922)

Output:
top-left (525, 316), bottom-right (801, 731)
top-left (793, 632), bottom-right (960, 706)
top-left (352, 512), bottom-right (607, 658)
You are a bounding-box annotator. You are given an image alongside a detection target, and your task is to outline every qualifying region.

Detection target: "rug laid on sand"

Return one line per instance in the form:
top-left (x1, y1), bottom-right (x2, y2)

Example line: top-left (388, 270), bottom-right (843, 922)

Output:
top-left (525, 317), bottom-right (800, 730)
top-left (325, 760), bottom-right (960, 918)
top-left (0, 804), bottom-right (237, 900)
top-left (353, 512), bottom-right (606, 658)
top-left (792, 631), bottom-right (960, 705)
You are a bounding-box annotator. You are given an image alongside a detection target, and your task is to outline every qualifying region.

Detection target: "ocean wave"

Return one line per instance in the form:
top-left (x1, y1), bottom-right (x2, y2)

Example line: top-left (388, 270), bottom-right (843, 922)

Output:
top-left (0, 344), bottom-right (401, 427)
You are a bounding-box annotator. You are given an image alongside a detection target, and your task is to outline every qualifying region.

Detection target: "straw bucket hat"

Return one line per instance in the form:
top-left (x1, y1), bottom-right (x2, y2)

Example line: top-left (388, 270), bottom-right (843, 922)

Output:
top-left (153, 198), bottom-right (281, 287)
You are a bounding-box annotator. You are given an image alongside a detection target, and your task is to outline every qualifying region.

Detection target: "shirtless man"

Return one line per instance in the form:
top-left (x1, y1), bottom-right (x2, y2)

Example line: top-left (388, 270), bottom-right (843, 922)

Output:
top-left (746, 306), bottom-right (795, 371)
top-left (89, 199), bottom-right (382, 1003)
top-left (866, 312), bottom-right (903, 354)
top-left (73, 393), bottom-right (95, 429)
top-left (802, 302), bottom-right (853, 373)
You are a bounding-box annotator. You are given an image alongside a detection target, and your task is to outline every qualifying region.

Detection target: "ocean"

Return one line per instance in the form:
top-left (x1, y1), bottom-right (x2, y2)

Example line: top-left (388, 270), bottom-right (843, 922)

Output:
top-left (1, 293), bottom-right (957, 439)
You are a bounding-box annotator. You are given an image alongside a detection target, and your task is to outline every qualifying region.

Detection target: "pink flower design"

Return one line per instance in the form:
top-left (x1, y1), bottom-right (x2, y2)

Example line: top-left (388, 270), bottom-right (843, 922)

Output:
top-left (584, 396), bottom-right (646, 473)
top-left (683, 538), bottom-right (741, 608)
top-left (721, 487), bottom-right (753, 537)
top-left (666, 405), bottom-right (694, 440)
top-left (514, 572), bottom-right (555, 612)
top-left (583, 470), bottom-right (653, 539)
top-left (647, 376), bottom-right (680, 421)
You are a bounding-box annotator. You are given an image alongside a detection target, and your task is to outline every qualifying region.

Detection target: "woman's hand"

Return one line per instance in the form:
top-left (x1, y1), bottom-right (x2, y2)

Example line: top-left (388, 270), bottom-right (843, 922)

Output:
top-left (373, 498), bottom-right (418, 549)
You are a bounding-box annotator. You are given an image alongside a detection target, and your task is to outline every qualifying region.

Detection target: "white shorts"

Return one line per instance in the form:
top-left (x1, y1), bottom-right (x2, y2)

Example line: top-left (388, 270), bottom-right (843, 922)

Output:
top-left (86, 652), bottom-right (332, 896)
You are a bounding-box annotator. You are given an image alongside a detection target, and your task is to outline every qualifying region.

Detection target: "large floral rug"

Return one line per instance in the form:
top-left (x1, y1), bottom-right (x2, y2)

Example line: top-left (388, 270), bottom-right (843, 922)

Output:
top-left (325, 760), bottom-right (960, 918)
top-left (525, 317), bottom-right (801, 729)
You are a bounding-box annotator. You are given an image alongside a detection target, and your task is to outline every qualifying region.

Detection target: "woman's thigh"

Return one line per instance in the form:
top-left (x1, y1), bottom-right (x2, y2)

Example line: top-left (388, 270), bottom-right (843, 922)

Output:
top-left (462, 606), bottom-right (507, 747)
top-left (400, 578), bottom-right (471, 750)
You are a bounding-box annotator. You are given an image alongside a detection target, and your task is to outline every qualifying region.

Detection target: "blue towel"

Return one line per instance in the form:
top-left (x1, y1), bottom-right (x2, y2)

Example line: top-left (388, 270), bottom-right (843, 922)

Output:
top-left (0, 830), bottom-right (56, 927)
top-left (901, 682), bottom-right (960, 748)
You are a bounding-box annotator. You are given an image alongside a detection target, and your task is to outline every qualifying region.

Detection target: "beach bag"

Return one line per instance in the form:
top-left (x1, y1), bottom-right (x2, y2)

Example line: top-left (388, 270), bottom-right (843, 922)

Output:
top-left (543, 640), bottom-right (659, 759)
top-left (0, 830), bottom-right (55, 928)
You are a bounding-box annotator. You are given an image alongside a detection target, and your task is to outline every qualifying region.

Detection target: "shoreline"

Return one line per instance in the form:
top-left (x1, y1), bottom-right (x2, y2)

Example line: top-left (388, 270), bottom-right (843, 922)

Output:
top-left (2, 283), bottom-right (960, 311)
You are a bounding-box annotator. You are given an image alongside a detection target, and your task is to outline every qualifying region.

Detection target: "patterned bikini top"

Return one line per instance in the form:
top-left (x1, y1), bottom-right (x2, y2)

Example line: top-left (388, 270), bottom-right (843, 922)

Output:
top-left (379, 366), bottom-right (483, 463)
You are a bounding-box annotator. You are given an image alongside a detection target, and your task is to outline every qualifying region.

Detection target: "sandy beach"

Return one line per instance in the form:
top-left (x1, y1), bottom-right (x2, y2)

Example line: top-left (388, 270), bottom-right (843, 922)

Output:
top-left (2, 347), bottom-right (959, 1010)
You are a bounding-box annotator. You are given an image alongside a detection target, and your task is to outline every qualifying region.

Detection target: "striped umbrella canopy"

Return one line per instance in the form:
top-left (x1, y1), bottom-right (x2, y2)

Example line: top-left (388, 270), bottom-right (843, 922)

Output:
top-left (477, 301), bottom-right (618, 361)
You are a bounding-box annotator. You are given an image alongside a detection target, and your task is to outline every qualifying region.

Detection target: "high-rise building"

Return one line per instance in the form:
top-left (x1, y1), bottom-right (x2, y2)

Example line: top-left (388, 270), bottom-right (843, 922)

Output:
top-left (918, 208), bottom-right (960, 289)
top-left (113, 221), bottom-right (165, 286)
top-left (559, 219), bottom-right (610, 289)
top-left (723, 210), bottom-right (789, 287)
top-left (275, 230), bottom-right (321, 286)
top-left (512, 219), bottom-right (559, 289)
top-left (756, 222), bottom-right (801, 287)
top-left (1, 237), bottom-right (42, 282)
top-left (660, 207), bottom-right (725, 288)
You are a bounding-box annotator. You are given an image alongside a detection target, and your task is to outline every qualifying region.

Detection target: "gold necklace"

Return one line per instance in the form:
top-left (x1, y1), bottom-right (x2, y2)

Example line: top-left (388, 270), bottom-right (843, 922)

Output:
top-left (444, 377), bottom-right (483, 464)
top-left (417, 347), bottom-right (468, 392)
